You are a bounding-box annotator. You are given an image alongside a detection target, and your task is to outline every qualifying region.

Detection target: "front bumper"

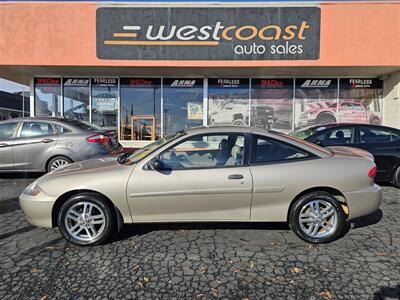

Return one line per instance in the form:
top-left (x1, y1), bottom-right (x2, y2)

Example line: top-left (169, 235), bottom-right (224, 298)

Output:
top-left (19, 192), bottom-right (57, 228)
top-left (344, 184), bottom-right (382, 220)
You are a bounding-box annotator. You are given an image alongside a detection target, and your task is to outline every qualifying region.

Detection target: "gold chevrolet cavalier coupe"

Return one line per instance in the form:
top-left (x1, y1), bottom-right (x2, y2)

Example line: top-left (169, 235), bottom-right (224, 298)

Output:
top-left (19, 126), bottom-right (382, 246)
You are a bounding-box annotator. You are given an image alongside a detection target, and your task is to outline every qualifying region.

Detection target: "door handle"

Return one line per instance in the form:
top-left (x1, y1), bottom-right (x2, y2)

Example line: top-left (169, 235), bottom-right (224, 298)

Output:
top-left (41, 138), bottom-right (54, 143)
top-left (228, 174), bottom-right (244, 180)
top-left (0, 143), bottom-right (8, 148)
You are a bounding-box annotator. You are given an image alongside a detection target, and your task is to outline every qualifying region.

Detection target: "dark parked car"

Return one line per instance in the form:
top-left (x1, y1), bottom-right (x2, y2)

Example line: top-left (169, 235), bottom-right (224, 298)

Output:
top-left (290, 123), bottom-right (400, 187)
top-left (0, 117), bottom-right (121, 172)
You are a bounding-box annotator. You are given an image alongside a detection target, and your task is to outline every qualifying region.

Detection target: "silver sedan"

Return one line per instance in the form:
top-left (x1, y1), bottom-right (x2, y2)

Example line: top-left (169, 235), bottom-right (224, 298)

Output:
top-left (19, 126), bottom-right (381, 245)
top-left (0, 117), bottom-right (121, 172)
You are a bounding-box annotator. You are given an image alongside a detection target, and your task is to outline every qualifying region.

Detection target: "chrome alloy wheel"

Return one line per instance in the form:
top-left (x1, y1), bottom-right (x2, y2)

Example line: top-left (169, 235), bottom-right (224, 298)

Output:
top-left (50, 158), bottom-right (70, 171)
top-left (298, 200), bottom-right (338, 239)
top-left (65, 202), bottom-right (106, 242)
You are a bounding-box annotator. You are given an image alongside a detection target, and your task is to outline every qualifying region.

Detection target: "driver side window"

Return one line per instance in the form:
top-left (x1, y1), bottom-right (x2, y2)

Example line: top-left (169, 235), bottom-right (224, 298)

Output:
top-left (158, 133), bottom-right (244, 170)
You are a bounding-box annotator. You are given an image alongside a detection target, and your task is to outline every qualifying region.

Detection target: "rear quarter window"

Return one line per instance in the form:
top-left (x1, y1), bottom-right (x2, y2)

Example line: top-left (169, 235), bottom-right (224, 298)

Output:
top-left (251, 135), bottom-right (309, 164)
top-left (55, 124), bottom-right (72, 134)
top-left (360, 127), bottom-right (394, 143)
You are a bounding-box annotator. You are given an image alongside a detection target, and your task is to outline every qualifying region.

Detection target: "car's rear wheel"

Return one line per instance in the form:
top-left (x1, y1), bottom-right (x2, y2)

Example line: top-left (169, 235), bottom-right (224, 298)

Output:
top-left (47, 156), bottom-right (72, 172)
top-left (369, 116), bottom-right (380, 125)
top-left (58, 193), bottom-right (115, 246)
top-left (232, 119), bottom-right (246, 126)
top-left (392, 166), bottom-right (400, 188)
top-left (289, 192), bottom-right (346, 243)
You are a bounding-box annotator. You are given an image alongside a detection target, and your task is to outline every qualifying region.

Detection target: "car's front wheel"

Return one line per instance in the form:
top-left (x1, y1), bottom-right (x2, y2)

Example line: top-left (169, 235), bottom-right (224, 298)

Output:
top-left (58, 193), bottom-right (115, 246)
top-left (47, 156), bottom-right (72, 172)
top-left (289, 192), bottom-right (346, 243)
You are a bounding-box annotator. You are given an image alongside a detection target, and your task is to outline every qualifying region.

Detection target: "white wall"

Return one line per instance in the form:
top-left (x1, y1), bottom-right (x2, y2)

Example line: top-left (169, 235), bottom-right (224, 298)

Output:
top-left (383, 71), bottom-right (400, 129)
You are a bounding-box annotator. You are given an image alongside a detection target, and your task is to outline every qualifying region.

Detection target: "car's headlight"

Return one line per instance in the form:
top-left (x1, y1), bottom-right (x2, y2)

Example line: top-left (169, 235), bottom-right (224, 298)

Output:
top-left (23, 181), bottom-right (43, 196)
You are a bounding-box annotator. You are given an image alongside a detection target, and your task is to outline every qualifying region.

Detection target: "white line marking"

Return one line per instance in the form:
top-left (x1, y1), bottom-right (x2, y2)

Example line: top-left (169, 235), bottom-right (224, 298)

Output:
top-left (123, 26), bottom-right (141, 31)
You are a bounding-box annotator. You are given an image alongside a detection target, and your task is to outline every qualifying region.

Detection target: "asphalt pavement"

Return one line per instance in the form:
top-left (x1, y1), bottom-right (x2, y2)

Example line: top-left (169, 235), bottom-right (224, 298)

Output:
top-left (0, 175), bottom-right (399, 299)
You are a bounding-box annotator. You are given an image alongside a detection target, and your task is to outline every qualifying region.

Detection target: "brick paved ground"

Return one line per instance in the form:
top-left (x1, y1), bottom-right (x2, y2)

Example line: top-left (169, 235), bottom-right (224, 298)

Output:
top-left (0, 176), bottom-right (399, 299)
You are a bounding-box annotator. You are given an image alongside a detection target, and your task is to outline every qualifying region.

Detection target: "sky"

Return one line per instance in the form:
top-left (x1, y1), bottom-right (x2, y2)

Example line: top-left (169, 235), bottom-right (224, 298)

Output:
top-left (0, 78), bottom-right (29, 93)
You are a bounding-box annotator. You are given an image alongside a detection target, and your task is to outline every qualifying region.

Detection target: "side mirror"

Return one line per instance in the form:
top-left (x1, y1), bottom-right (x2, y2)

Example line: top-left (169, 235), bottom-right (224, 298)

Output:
top-left (315, 140), bottom-right (324, 146)
top-left (148, 157), bottom-right (161, 170)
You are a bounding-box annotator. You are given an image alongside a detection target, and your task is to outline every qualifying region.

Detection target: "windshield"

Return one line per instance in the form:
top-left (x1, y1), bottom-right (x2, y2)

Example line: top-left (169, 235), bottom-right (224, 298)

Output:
top-left (289, 126), bottom-right (327, 140)
top-left (120, 131), bottom-right (187, 165)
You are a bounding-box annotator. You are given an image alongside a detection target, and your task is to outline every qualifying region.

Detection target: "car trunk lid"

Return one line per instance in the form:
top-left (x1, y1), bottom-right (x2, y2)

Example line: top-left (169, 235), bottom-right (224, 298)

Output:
top-left (326, 146), bottom-right (374, 161)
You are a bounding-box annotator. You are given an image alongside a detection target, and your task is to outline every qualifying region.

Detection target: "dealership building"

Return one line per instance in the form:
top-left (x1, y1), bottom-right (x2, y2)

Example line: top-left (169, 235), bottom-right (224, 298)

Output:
top-left (0, 0), bottom-right (399, 147)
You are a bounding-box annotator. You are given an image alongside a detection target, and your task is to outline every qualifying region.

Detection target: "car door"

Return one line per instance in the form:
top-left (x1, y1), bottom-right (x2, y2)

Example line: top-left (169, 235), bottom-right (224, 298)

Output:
top-left (12, 121), bottom-right (58, 171)
top-left (0, 121), bottom-right (19, 170)
top-left (351, 103), bottom-right (368, 123)
top-left (248, 134), bottom-right (315, 221)
top-left (352, 126), bottom-right (400, 181)
top-left (127, 132), bottom-right (253, 221)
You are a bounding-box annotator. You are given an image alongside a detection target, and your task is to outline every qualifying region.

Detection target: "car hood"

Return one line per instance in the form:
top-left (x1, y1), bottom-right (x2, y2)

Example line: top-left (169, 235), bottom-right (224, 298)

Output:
top-left (35, 155), bottom-right (136, 199)
top-left (37, 156), bottom-right (121, 184)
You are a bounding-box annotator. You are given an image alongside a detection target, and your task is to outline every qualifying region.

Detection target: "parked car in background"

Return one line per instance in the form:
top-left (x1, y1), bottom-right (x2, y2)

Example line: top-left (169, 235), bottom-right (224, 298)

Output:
top-left (20, 126), bottom-right (381, 246)
top-left (297, 100), bottom-right (381, 128)
top-left (250, 106), bottom-right (277, 130)
top-left (290, 123), bottom-right (400, 187)
top-left (0, 117), bottom-right (121, 172)
top-left (210, 103), bottom-right (277, 129)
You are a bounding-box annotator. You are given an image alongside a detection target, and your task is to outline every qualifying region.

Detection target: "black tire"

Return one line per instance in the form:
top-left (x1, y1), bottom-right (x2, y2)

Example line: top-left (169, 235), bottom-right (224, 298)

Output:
top-left (369, 116), bottom-right (380, 125)
top-left (392, 166), bottom-right (400, 189)
top-left (57, 193), bottom-right (115, 246)
top-left (47, 156), bottom-right (72, 172)
top-left (232, 119), bottom-right (246, 126)
top-left (316, 114), bottom-right (336, 125)
top-left (289, 192), bottom-right (346, 244)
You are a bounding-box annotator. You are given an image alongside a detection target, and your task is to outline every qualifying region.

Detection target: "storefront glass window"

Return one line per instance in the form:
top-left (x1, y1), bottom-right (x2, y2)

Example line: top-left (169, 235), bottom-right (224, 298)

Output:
top-left (91, 78), bottom-right (118, 129)
top-left (338, 78), bottom-right (383, 125)
top-left (0, 78), bottom-right (30, 120)
top-left (163, 78), bottom-right (203, 136)
top-left (208, 78), bottom-right (249, 126)
top-left (120, 78), bottom-right (161, 141)
top-left (34, 77), bottom-right (62, 117)
top-left (251, 79), bottom-right (293, 131)
top-left (63, 78), bottom-right (90, 122)
top-left (294, 78), bottom-right (338, 130)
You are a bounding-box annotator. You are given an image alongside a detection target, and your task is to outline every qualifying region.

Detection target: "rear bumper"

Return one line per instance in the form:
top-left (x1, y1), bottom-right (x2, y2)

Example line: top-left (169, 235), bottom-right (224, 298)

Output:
top-left (344, 184), bottom-right (382, 220)
top-left (19, 192), bottom-right (56, 228)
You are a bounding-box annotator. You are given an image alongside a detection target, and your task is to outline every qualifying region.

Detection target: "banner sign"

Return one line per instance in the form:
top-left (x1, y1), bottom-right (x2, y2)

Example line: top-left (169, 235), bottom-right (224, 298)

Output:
top-left (91, 77), bottom-right (118, 87)
top-left (63, 78), bottom-right (90, 87)
top-left (163, 78), bottom-right (203, 88)
top-left (35, 77), bottom-right (60, 85)
top-left (209, 78), bottom-right (249, 89)
top-left (252, 78), bottom-right (293, 89)
top-left (96, 7), bottom-right (320, 60)
top-left (120, 78), bottom-right (161, 87)
top-left (296, 78), bottom-right (338, 90)
top-left (340, 78), bottom-right (383, 89)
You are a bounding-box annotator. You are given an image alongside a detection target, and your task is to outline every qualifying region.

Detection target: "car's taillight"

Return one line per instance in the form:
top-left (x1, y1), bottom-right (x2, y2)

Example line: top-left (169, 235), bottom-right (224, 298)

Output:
top-left (368, 165), bottom-right (377, 178)
top-left (87, 134), bottom-right (110, 143)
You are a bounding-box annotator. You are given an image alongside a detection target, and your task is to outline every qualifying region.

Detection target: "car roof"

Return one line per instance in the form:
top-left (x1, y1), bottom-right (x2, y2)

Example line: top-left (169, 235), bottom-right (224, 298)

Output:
top-left (0, 117), bottom-right (67, 123)
top-left (305, 123), bottom-right (400, 132)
